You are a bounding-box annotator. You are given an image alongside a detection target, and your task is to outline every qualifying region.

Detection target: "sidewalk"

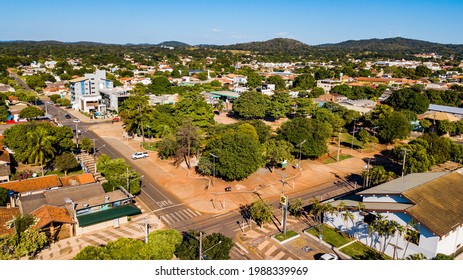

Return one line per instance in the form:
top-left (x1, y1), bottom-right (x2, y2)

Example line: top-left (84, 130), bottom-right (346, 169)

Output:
top-left (35, 213), bottom-right (162, 260)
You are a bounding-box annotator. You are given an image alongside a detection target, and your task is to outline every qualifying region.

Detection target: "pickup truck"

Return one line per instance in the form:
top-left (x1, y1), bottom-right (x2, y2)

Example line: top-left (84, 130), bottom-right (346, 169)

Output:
top-left (131, 152), bottom-right (149, 159)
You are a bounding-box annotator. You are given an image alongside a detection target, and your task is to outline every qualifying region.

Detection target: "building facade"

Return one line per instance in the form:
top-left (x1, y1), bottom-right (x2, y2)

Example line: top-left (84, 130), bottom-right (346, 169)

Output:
top-left (70, 70), bottom-right (113, 113)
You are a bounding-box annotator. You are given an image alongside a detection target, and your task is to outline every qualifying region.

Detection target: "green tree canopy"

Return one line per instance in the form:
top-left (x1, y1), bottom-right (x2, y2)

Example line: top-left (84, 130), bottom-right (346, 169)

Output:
top-left (376, 111), bottom-right (412, 143)
top-left (54, 152), bottom-right (79, 176)
top-left (385, 88), bottom-right (430, 114)
top-left (277, 117), bottom-right (332, 158)
top-left (232, 91), bottom-right (268, 119)
top-left (198, 130), bottom-right (263, 181)
top-left (19, 106), bottom-right (44, 120)
top-left (250, 200), bottom-right (273, 227)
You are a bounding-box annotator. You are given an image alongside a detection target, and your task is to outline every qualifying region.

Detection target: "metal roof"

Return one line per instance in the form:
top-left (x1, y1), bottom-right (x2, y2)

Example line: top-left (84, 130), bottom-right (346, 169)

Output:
top-left (358, 172), bottom-right (449, 196)
top-left (76, 204), bottom-right (141, 227)
top-left (428, 104), bottom-right (463, 116)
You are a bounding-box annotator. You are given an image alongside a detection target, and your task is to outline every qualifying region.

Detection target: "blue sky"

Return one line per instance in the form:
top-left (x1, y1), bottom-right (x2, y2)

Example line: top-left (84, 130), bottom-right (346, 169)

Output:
top-left (1, 0), bottom-right (462, 45)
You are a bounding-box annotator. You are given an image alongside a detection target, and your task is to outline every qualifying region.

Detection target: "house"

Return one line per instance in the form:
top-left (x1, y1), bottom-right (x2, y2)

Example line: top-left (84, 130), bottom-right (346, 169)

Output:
top-left (325, 170), bottom-right (463, 259)
top-left (149, 94), bottom-right (177, 106)
top-left (0, 83), bottom-right (15, 93)
top-left (337, 99), bottom-right (377, 115)
top-left (16, 181), bottom-right (141, 237)
top-left (99, 87), bottom-right (131, 112)
top-left (0, 147), bottom-right (11, 183)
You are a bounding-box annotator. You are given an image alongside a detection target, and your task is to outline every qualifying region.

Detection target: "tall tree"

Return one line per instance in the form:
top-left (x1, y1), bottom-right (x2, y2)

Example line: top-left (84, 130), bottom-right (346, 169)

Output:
top-left (233, 91), bottom-right (268, 119)
top-left (119, 84), bottom-right (152, 143)
top-left (54, 152), bottom-right (79, 176)
top-left (250, 200), bottom-right (273, 227)
top-left (25, 126), bottom-right (56, 176)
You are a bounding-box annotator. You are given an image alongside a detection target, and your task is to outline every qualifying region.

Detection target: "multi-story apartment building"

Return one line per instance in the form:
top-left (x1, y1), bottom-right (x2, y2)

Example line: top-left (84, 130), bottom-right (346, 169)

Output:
top-left (70, 70), bottom-right (113, 113)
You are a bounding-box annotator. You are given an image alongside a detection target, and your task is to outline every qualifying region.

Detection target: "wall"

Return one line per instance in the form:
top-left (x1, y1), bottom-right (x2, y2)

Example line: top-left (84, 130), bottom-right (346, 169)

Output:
top-left (75, 216), bottom-right (128, 236)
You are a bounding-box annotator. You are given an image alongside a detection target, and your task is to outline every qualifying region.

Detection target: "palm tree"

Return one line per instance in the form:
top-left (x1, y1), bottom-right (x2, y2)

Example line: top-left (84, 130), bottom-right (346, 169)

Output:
top-left (402, 220), bottom-right (419, 259)
top-left (394, 224), bottom-right (406, 259)
top-left (342, 210), bottom-right (355, 237)
top-left (25, 126), bottom-right (56, 176)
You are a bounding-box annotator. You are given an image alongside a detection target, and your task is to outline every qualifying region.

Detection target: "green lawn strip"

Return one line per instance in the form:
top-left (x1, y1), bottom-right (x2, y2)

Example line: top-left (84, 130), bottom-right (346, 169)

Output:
top-left (45, 169), bottom-right (84, 177)
top-left (340, 132), bottom-right (363, 149)
top-left (273, 230), bottom-right (298, 242)
top-left (322, 154), bottom-right (352, 164)
top-left (306, 225), bottom-right (351, 248)
top-left (340, 241), bottom-right (391, 260)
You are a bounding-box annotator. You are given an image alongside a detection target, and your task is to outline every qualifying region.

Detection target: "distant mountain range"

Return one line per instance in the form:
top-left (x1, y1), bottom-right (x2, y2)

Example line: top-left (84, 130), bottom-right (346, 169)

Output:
top-left (140, 37), bottom-right (463, 54)
top-left (2, 37), bottom-right (463, 54)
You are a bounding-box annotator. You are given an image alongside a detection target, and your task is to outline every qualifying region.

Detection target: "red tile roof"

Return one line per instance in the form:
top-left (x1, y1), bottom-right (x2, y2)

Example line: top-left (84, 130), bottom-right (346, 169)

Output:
top-left (0, 175), bottom-right (61, 193)
top-left (60, 173), bottom-right (95, 186)
top-left (31, 205), bottom-right (74, 229)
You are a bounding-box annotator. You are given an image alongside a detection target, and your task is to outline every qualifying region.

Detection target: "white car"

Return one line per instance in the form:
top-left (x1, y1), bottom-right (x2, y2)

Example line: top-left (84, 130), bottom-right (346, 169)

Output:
top-left (131, 152), bottom-right (149, 159)
top-left (319, 253), bottom-right (338, 260)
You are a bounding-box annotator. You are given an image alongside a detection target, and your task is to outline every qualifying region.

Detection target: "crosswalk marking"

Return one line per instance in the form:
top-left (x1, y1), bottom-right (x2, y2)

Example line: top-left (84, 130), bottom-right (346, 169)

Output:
top-left (160, 208), bottom-right (202, 225)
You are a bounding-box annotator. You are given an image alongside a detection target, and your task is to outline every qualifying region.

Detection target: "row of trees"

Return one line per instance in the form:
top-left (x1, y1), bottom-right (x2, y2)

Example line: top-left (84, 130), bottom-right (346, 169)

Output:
top-left (74, 229), bottom-right (233, 260)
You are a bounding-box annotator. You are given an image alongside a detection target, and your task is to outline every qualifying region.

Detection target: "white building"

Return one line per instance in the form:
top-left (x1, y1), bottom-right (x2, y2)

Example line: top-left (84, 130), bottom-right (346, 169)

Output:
top-left (325, 170), bottom-right (463, 259)
top-left (316, 79), bottom-right (342, 92)
top-left (69, 70), bottom-right (113, 113)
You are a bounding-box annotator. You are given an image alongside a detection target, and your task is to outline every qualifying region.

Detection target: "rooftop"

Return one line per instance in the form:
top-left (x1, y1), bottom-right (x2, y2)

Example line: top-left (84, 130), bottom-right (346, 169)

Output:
top-left (31, 205), bottom-right (74, 229)
top-left (0, 174), bottom-right (61, 193)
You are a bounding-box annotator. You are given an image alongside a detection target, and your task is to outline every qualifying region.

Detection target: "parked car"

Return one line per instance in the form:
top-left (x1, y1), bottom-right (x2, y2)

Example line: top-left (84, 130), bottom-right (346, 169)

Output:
top-left (319, 253), bottom-right (338, 260)
top-left (131, 152), bottom-right (149, 159)
top-left (73, 118), bottom-right (80, 123)
top-left (65, 114), bottom-right (71, 119)
top-left (112, 117), bottom-right (121, 122)
top-left (225, 186), bottom-right (232, 192)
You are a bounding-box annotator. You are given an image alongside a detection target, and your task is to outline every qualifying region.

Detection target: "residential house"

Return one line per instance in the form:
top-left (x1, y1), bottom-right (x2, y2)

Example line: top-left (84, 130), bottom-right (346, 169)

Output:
top-left (325, 170), bottom-right (463, 259)
top-left (99, 87), bottom-right (131, 112)
top-left (0, 146), bottom-right (11, 183)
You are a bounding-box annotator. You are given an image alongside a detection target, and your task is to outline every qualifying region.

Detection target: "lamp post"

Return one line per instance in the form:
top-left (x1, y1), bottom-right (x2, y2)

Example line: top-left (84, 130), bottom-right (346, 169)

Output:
top-left (74, 119), bottom-right (81, 149)
top-left (210, 153), bottom-right (218, 187)
top-left (297, 140), bottom-right (306, 169)
top-left (199, 231), bottom-right (222, 260)
top-left (125, 168), bottom-right (144, 195)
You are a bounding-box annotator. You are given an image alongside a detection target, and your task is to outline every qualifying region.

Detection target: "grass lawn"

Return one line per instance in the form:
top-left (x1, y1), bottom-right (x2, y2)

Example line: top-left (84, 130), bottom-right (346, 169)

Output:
top-left (273, 230), bottom-right (299, 242)
top-left (306, 225), bottom-right (351, 248)
top-left (340, 132), bottom-right (363, 150)
top-left (322, 154), bottom-right (352, 164)
top-left (340, 241), bottom-right (390, 260)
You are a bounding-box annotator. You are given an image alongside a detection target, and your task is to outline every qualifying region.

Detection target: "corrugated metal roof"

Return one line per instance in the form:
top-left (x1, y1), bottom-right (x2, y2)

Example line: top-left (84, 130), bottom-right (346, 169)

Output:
top-left (358, 172), bottom-right (449, 195)
top-left (429, 104), bottom-right (463, 116)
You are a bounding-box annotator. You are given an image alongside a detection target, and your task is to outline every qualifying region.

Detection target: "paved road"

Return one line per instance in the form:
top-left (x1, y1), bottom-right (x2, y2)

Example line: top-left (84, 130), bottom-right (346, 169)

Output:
top-left (48, 106), bottom-right (357, 260)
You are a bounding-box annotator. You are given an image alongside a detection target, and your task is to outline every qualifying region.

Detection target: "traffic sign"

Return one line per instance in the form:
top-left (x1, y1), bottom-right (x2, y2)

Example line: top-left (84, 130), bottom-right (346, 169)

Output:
top-left (280, 195), bottom-right (287, 206)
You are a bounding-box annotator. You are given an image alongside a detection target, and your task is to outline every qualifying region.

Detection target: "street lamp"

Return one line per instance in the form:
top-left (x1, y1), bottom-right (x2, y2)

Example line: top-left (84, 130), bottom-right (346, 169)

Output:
top-left (210, 153), bottom-right (218, 187)
top-left (74, 119), bottom-right (81, 149)
top-left (199, 231), bottom-right (222, 260)
top-left (124, 167), bottom-right (144, 195)
top-left (297, 140), bottom-right (306, 169)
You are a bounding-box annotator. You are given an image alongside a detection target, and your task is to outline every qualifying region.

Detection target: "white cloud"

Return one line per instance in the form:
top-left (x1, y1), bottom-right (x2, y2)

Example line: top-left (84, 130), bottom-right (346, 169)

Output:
top-left (211, 28), bottom-right (221, 32)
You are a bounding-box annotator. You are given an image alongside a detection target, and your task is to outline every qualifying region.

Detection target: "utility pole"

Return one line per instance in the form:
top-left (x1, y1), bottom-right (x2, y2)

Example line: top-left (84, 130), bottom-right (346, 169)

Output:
top-left (126, 167), bottom-right (129, 193)
top-left (401, 148), bottom-right (410, 177)
top-left (337, 129), bottom-right (341, 162)
top-left (297, 139), bottom-right (306, 169)
top-left (199, 232), bottom-right (202, 260)
top-left (351, 119), bottom-right (358, 150)
top-left (210, 153), bottom-right (218, 187)
top-left (365, 158), bottom-right (371, 188)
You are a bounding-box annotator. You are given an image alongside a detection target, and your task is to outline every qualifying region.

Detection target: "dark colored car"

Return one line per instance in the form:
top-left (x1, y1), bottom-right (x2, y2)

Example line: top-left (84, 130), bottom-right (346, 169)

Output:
top-left (225, 186), bottom-right (232, 192)
top-left (65, 114), bottom-right (71, 119)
